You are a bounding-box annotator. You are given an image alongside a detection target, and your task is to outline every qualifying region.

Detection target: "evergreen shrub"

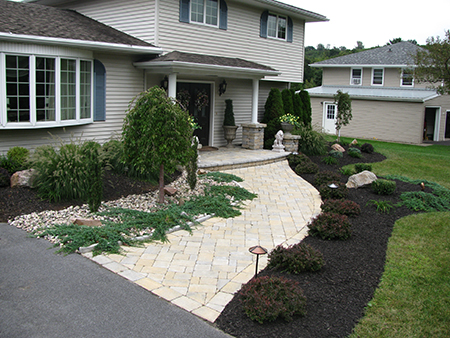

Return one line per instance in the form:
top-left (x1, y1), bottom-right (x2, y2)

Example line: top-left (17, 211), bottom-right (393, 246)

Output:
top-left (321, 199), bottom-right (361, 217)
top-left (240, 276), bottom-right (307, 324)
top-left (267, 242), bottom-right (324, 274)
top-left (308, 212), bottom-right (352, 240)
top-left (348, 147), bottom-right (362, 158)
top-left (314, 170), bottom-right (341, 186)
top-left (372, 179), bottom-right (396, 195)
top-left (0, 167), bottom-right (10, 187)
top-left (361, 143), bottom-right (374, 154)
top-left (318, 181), bottom-right (348, 199)
top-left (295, 161), bottom-right (319, 175)
top-left (322, 156), bottom-right (338, 165)
top-left (354, 163), bottom-right (372, 173)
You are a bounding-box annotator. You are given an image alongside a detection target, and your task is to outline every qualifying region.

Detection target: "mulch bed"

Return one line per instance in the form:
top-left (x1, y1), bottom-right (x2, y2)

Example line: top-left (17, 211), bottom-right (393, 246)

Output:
top-left (214, 145), bottom-right (427, 338)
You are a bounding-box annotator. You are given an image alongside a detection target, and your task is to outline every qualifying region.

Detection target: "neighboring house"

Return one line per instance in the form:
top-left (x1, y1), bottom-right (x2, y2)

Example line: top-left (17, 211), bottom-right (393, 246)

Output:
top-left (306, 42), bottom-right (450, 144)
top-left (0, 0), bottom-right (327, 153)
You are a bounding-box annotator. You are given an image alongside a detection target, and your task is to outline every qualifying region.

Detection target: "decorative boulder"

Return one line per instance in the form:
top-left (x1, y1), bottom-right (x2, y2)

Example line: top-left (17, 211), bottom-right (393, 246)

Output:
top-left (10, 169), bottom-right (36, 188)
top-left (350, 139), bottom-right (358, 146)
top-left (164, 186), bottom-right (177, 196)
top-left (346, 170), bottom-right (377, 189)
top-left (331, 143), bottom-right (345, 153)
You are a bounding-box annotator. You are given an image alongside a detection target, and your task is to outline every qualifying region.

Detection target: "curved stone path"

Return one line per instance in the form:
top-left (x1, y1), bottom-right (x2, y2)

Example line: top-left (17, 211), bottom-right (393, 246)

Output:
top-left (84, 160), bottom-right (321, 322)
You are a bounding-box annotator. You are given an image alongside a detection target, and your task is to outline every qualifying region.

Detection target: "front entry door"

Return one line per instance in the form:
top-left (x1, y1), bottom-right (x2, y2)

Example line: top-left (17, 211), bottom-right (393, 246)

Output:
top-left (323, 103), bottom-right (337, 134)
top-left (176, 83), bottom-right (211, 146)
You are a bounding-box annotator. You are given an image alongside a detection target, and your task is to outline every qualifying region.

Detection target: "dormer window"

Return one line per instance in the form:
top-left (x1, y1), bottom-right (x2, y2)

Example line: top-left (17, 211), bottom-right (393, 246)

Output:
top-left (401, 68), bottom-right (414, 87)
top-left (372, 68), bottom-right (384, 86)
top-left (351, 68), bottom-right (362, 85)
top-left (260, 11), bottom-right (293, 42)
top-left (180, 0), bottom-right (227, 30)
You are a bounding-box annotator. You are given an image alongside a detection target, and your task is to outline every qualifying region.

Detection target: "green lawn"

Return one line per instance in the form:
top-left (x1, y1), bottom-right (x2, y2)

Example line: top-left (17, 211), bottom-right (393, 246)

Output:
top-left (338, 138), bottom-right (450, 337)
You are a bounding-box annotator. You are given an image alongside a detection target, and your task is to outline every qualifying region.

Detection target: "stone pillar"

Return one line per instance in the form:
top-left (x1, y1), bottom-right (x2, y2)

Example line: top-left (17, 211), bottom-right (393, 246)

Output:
top-left (241, 123), bottom-right (266, 150)
top-left (283, 134), bottom-right (301, 153)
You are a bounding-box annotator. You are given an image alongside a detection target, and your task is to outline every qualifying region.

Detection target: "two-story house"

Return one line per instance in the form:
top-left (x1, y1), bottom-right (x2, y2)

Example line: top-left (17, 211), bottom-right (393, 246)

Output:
top-left (306, 42), bottom-right (450, 144)
top-left (0, 0), bottom-right (327, 153)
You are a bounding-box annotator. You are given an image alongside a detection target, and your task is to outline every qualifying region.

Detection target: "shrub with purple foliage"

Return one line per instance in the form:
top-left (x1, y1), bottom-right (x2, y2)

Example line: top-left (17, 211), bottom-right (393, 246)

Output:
top-left (267, 242), bottom-right (324, 274)
top-left (321, 199), bottom-right (361, 217)
top-left (308, 212), bottom-right (352, 240)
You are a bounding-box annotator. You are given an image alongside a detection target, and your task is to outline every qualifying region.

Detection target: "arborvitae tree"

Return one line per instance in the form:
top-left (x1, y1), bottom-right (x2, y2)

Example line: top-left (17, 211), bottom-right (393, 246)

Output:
top-left (263, 88), bottom-right (283, 149)
top-left (281, 89), bottom-right (294, 116)
top-left (299, 90), bottom-right (312, 127)
top-left (292, 90), bottom-right (304, 123)
top-left (223, 99), bottom-right (235, 126)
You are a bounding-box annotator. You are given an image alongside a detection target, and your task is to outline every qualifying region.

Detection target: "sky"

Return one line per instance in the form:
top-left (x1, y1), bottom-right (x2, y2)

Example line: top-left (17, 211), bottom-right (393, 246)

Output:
top-left (281, 0), bottom-right (449, 49)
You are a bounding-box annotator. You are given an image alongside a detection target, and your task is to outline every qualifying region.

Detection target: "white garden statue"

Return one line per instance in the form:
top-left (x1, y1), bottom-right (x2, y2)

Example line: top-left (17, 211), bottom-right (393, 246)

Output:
top-left (272, 130), bottom-right (285, 152)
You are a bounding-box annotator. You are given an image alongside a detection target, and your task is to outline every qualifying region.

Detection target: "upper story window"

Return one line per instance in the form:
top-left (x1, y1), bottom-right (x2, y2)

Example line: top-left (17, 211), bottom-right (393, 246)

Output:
top-left (351, 68), bottom-right (362, 85)
top-left (401, 68), bottom-right (414, 87)
top-left (260, 11), bottom-right (293, 42)
top-left (1, 53), bottom-right (94, 129)
top-left (180, 0), bottom-right (227, 30)
top-left (372, 68), bottom-right (384, 86)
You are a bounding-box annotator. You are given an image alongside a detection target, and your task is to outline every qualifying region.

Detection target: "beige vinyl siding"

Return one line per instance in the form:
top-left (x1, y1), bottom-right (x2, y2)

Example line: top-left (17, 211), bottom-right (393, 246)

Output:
top-left (158, 0), bottom-right (305, 83)
top-left (310, 97), bottom-right (425, 144)
top-left (0, 53), bottom-right (145, 153)
top-left (57, 0), bottom-right (156, 44)
top-left (322, 68), bottom-right (350, 86)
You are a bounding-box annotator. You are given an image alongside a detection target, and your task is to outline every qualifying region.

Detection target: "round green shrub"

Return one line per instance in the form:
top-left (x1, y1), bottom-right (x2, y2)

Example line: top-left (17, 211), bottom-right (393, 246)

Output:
top-left (314, 170), bottom-right (341, 186)
top-left (361, 143), bottom-right (374, 154)
top-left (240, 275), bottom-right (307, 323)
top-left (295, 161), bottom-right (319, 174)
top-left (267, 243), bottom-right (324, 274)
top-left (321, 199), bottom-right (361, 217)
top-left (0, 167), bottom-right (10, 187)
top-left (307, 212), bottom-right (352, 240)
top-left (372, 179), bottom-right (396, 195)
top-left (354, 163), bottom-right (372, 173)
top-left (318, 181), bottom-right (348, 200)
top-left (348, 147), bottom-right (362, 158)
top-left (329, 150), bottom-right (343, 158)
top-left (287, 153), bottom-right (310, 168)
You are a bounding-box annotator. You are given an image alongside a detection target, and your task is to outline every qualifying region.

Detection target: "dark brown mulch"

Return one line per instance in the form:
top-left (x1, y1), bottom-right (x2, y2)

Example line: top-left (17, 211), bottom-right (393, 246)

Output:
top-left (0, 170), bottom-right (157, 222)
top-left (214, 145), bottom-right (427, 338)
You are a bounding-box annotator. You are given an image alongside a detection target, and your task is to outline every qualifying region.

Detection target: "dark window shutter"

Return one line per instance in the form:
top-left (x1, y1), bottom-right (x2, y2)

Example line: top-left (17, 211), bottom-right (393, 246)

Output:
top-left (287, 16), bottom-right (293, 42)
top-left (219, 0), bottom-right (227, 30)
top-left (94, 59), bottom-right (106, 122)
top-left (260, 10), bottom-right (268, 38)
top-left (179, 0), bottom-right (190, 23)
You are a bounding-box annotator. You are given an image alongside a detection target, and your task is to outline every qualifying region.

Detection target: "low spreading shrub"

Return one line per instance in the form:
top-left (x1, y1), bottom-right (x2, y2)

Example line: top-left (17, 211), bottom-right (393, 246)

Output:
top-left (267, 243), bottom-right (324, 274)
top-left (0, 167), bottom-right (10, 187)
top-left (372, 179), bottom-right (396, 195)
top-left (329, 150), bottom-right (343, 158)
top-left (348, 147), bottom-right (362, 158)
top-left (321, 199), bottom-right (361, 217)
top-left (355, 163), bottom-right (372, 173)
top-left (240, 276), bottom-right (307, 323)
top-left (308, 212), bottom-right (352, 240)
top-left (322, 156), bottom-right (338, 165)
top-left (295, 161), bottom-right (319, 175)
top-left (287, 153), bottom-right (310, 168)
top-left (318, 181), bottom-right (348, 200)
top-left (361, 143), bottom-right (374, 154)
top-left (314, 171), bottom-right (341, 186)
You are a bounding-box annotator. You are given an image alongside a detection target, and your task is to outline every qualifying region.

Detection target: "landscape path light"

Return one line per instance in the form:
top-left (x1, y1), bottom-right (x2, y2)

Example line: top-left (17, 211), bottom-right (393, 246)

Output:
top-left (249, 245), bottom-right (268, 278)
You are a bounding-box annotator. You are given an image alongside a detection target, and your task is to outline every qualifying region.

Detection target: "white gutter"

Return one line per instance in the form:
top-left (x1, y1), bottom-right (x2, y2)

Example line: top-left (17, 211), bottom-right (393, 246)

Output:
top-left (310, 64), bottom-right (416, 68)
top-left (134, 60), bottom-right (281, 77)
top-left (0, 32), bottom-right (163, 54)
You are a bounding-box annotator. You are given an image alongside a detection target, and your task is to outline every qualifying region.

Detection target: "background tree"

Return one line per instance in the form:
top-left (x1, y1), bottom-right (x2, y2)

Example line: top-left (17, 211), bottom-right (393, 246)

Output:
top-left (413, 30), bottom-right (450, 95)
top-left (122, 86), bottom-right (194, 203)
top-left (262, 88), bottom-right (283, 149)
top-left (333, 90), bottom-right (352, 142)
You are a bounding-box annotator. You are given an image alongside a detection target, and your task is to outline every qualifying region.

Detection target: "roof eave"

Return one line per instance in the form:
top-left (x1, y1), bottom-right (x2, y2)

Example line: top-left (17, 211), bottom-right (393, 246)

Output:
top-left (0, 32), bottom-right (163, 54)
top-left (134, 60), bottom-right (281, 79)
top-left (310, 64), bottom-right (415, 68)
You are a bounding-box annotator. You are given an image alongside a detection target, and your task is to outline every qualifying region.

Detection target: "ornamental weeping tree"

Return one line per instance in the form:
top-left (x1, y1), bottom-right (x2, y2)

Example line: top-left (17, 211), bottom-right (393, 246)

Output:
top-left (333, 90), bottom-right (352, 142)
top-left (122, 86), bottom-right (194, 203)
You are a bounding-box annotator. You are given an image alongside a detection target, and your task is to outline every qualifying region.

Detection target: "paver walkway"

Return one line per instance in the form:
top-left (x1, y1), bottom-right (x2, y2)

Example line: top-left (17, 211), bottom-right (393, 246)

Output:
top-left (83, 160), bottom-right (321, 322)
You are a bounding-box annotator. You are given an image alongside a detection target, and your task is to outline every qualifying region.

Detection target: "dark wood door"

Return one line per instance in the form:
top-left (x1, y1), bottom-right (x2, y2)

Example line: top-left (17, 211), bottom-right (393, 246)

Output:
top-left (176, 83), bottom-right (211, 146)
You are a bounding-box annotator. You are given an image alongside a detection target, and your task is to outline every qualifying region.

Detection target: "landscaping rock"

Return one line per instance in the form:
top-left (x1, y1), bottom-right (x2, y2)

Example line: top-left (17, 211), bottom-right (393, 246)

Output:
top-left (331, 143), bottom-right (345, 153)
top-left (346, 170), bottom-right (377, 188)
top-left (350, 139), bottom-right (358, 146)
top-left (164, 186), bottom-right (177, 196)
top-left (72, 218), bottom-right (102, 227)
top-left (10, 169), bottom-right (36, 188)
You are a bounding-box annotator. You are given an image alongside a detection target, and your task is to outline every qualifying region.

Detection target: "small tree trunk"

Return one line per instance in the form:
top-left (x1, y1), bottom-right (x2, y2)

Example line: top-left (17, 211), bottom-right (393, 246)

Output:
top-left (159, 163), bottom-right (165, 204)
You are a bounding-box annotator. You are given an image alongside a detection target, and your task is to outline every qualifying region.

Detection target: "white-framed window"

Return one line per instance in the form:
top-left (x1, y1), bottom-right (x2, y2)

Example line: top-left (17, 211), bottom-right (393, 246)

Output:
top-left (372, 68), bottom-right (384, 86)
top-left (190, 0), bottom-right (219, 26)
top-left (401, 68), bottom-right (414, 87)
top-left (1, 53), bottom-right (93, 129)
top-left (326, 104), bottom-right (336, 120)
top-left (350, 68), bottom-right (362, 85)
top-left (267, 14), bottom-right (287, 40)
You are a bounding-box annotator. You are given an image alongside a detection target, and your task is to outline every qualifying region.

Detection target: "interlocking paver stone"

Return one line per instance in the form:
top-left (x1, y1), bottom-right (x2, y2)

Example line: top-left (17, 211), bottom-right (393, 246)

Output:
top-left (89, 150), bottom-right (321, 322)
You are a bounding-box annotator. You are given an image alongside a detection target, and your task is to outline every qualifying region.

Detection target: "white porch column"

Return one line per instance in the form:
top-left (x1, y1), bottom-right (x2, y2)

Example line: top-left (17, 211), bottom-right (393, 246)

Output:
top-left (168, 73), bottom-right (177, 99)
top-left (251, 79), bottom-right (259, 123)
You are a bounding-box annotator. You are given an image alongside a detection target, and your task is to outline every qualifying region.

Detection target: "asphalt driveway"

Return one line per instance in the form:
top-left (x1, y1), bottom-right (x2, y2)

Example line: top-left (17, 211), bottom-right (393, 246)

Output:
top-left (0, 223), bottom-right (231, 338)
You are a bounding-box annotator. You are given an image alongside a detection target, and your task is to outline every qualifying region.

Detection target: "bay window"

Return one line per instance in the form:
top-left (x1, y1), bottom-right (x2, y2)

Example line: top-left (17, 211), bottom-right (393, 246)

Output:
top-left (1, 53), bottom-right (93, 128)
